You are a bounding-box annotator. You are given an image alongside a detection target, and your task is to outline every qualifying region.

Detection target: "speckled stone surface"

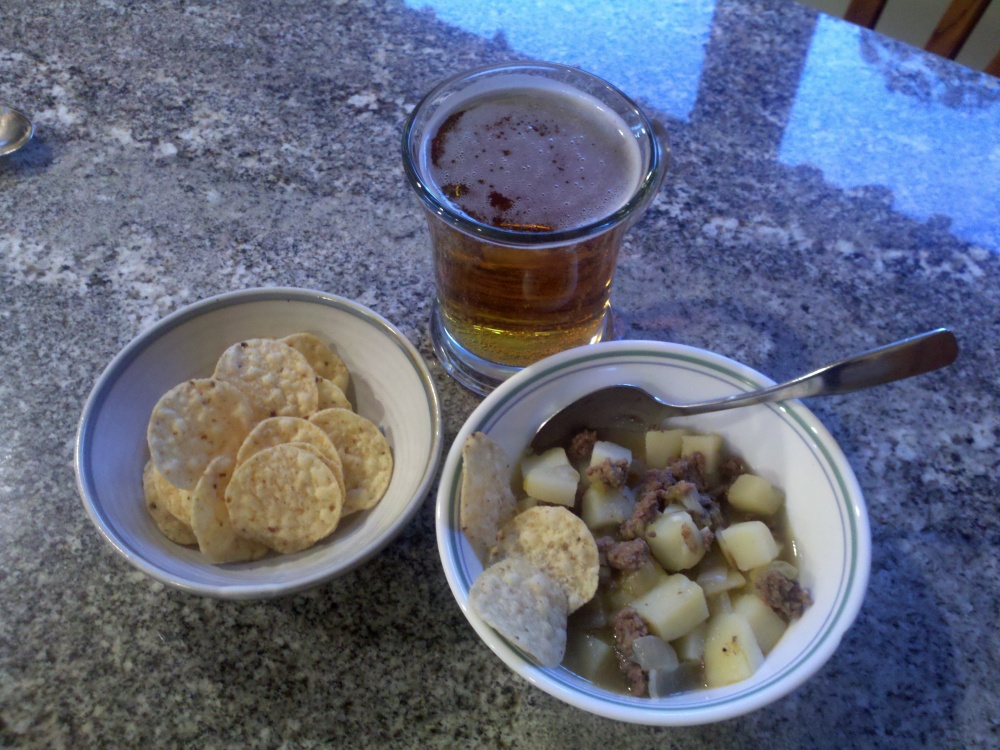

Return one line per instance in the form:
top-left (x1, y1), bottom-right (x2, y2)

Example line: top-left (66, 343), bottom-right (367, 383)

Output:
top-left (1, 0), bottom-right (998, 747)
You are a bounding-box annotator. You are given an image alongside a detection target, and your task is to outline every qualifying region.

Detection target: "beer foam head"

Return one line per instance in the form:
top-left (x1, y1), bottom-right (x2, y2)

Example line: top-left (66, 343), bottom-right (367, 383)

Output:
top-left (423, 75), bottom-right (643, 233)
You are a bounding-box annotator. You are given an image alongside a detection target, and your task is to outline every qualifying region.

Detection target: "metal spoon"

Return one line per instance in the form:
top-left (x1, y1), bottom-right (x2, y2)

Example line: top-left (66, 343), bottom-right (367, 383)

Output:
top-left (0, 106), bottom-right (34, 156)
top-left (530, 328), bottom-right (959, 451)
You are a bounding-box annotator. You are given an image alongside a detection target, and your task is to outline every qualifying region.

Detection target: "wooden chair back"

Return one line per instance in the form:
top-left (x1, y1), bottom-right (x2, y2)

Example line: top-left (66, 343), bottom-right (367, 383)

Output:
top-left (844, 0), bottom-right (999, 76)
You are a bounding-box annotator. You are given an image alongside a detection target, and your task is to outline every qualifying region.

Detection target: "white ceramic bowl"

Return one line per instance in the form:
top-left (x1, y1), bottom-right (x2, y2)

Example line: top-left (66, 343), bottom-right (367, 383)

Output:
top-left (436, 340), bottom-right (870, 725)
top-left (77, 287), bottom-right (442, 599)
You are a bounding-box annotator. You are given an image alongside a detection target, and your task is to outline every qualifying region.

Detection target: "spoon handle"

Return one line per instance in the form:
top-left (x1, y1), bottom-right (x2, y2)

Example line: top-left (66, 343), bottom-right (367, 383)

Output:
top-left (673, 328), bottom-right (959, 415)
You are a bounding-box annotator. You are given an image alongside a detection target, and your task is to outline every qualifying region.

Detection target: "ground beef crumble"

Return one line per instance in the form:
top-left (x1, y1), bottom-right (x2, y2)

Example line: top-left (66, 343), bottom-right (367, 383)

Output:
top-left (679, 521), bottom-right (702, 554)
top-left (618, 491), bottom-right (658, 541)
top-left (623, 467), bottom-right (726, 541)
top-left (612, 607), bottom-right (649, 696)
top-left (719, 456), bottom-right (747, 483)
top-left (595, 536), bottom-right (613, 587)
top-left (657, 452), bottom-right (709, 490)
top-left (755, 569), bottom-right (813, 620)
top-left (567, 429), bottom-right (597, 463)
top-left (682, 487), bottom-right (725, 531)
top-left (600, 537), bottom-right (650, 573)
top-left (586, 458), bottom-right (629, 489)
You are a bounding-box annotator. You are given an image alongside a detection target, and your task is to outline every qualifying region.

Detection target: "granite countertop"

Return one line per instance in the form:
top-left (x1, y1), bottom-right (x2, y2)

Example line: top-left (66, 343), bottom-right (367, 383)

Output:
top-left (1, 0), bottom-right (998, 747)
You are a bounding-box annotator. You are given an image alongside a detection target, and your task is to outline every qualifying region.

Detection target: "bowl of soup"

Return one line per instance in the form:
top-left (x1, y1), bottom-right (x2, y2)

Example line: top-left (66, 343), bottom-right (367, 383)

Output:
top-left (435, 340), bottom-right (870, 725)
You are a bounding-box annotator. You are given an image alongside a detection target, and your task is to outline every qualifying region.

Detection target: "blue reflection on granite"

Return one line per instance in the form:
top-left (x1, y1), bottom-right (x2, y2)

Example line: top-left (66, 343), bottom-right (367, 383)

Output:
top-left (779, 17), bottom-right (1000, 252)
top-left (403, 0), bottom-right (714, 121)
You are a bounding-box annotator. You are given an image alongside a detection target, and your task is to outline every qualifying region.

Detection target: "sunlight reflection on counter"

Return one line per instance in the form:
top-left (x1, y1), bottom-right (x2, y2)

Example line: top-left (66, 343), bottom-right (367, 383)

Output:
top-left (403, 0), bottom-right (714, 122)
top-left (779, 18), bottom-right (1000, 252)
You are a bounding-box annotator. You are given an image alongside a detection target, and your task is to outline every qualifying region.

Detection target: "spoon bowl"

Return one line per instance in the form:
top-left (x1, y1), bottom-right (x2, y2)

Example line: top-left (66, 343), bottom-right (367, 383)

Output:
top-left (531, 328), bottom-right (958, 451)
top-left (0, 106), bottom-right (34, 156)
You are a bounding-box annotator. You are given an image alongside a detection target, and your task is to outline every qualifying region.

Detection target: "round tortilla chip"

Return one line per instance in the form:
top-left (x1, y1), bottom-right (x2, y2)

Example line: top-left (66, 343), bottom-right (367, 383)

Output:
top-left (142, 460), bottom-right (197, 545)
top-left (214, 338), bottom-right (318, 421)
top-left (460, 432), bottom-right (516, 558)
top-left (190, 455), bottom-right (270, 564)
top-left (491, 506), bottom-right (599, 613)
top-left (283, 441), bottom-right (346, 501)
top-left (282, 332), bottom-right (350, 393)
top-left (225, 443), bottom-right (343, 554)
top-left (142, 458), bottom-right (194, 527)
top-left (235, 416), bottom-right (345, 499)
top-left (309, 408), bottom-right (392, 515)
top-left (147, 378), bottom-right (254, 491)
top-left (469, 557), bottom-right (568, 668)
top-left (315, 377), bottom-right (352, 411)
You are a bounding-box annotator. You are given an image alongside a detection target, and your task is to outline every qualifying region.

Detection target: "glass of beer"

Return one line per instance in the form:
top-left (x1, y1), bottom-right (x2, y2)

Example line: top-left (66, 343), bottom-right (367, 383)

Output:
top-left (402, 61), bottom-right (668, 394)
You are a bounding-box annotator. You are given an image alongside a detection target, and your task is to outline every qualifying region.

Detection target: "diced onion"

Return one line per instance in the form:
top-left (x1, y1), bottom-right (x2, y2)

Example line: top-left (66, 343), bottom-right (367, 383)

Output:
top-left (681, 492), bottom-right (704, 514)
top-left (648, 668), bottom-right (680, 699)
top-left (708, 591), bottom-right (732, 615)
top-left (696, 566), bottom-right (745, 596)
top-left (631, 635), bottom-right (679, 672)
top-left (649, 662), bottom-right (704, 698)
top-left (749, 560), bottom-right (799, 585)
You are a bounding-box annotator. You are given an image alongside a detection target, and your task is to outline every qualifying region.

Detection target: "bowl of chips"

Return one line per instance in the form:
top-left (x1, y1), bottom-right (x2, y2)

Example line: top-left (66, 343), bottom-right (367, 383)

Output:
top-left (436, 340), bottom-right (870, 725)
top-left (77, 287), bottom-right (443, 598)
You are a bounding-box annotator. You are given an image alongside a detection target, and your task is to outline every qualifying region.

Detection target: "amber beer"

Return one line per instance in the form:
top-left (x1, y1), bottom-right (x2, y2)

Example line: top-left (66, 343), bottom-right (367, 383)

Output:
top-left (403, 62), bottom-right (667, 392)
top-left (426, 208), bottom-right (629, 367)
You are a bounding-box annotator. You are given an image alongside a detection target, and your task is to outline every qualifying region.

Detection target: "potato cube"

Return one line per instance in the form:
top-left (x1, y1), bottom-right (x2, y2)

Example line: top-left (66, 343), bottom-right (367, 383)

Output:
top-left (681, 433), bottom-right (724, 476)
top-left (732, 593), bottom-right (787, 654)
top-left (717, 521), bottom-right (779, 571)
top-left (645, 510), bottom-right (706, 572)
top-left (521, 447), bottom-right (580, 507)
top-left (631, 574), bottom-right (709, 642)
top-left (580, 483), bottom-right (635, 531)
top-left (728, 473), bottom-right (784, 516)
top-left (704, 612), bottom-right (764, 687)
top-left (590, 440), bottom-right (632, 469)
top-left (644, 429), bottom-right (686, 469)
top-left (604, 557), bottom-right (669, 612)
